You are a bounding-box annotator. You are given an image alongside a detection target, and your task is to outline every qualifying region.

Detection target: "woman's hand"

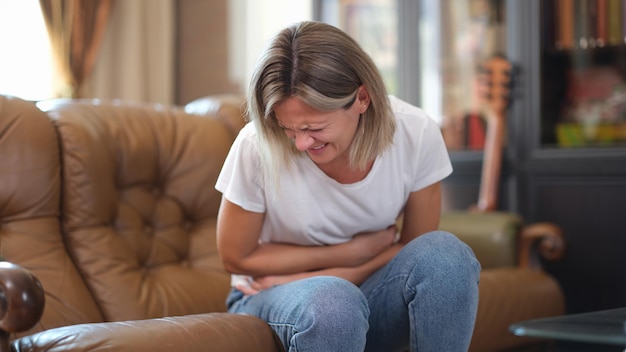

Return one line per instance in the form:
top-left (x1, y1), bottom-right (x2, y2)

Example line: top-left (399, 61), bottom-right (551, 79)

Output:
top-left (340, 225), bottom-right (397, 266)
top-left (236, 273), bottom-right (306, 295)
top-left (219, 197), bottom-right (399, 279)
top-left (238, 243), bottom-right (404, 296)
top-left (237, 230), bottom-right (402, 296)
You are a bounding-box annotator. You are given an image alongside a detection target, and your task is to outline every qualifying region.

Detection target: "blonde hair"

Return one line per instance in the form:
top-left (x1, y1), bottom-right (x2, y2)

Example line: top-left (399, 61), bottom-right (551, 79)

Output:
top-left (247, 21), bottom-right (395, 187)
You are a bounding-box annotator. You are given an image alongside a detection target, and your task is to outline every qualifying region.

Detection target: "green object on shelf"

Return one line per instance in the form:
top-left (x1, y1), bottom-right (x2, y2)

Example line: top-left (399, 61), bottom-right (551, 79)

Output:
top-left (556, 122), bottom-right (585, 147)
top-left (557, 122), bottom-right (625, 147)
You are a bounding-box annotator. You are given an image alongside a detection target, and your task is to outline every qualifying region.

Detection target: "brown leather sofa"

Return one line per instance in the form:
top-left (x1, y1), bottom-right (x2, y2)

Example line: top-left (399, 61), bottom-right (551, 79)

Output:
top-left (0, 94), bottom-right (565, 351)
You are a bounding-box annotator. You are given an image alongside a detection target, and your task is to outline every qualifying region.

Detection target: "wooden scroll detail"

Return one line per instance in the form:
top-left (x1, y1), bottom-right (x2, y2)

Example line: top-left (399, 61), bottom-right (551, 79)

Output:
top-left (518, 222), bottom-right (566, 271)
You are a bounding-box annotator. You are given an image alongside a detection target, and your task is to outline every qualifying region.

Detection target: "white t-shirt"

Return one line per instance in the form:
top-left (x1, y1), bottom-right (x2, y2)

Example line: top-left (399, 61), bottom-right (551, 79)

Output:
top-left (215, 96), bottom-right (452, 246)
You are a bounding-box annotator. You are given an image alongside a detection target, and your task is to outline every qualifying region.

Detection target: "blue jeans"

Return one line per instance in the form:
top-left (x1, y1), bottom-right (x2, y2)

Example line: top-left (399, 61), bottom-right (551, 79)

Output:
top-left (226, 231), bottom-right (481, 352)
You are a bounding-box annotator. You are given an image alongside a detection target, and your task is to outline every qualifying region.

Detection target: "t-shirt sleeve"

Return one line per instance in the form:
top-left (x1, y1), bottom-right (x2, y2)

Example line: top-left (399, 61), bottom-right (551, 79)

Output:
top-left (215, 125), bottom-right (266, 213)
top-left (410, 112), bottom-right (453, 192)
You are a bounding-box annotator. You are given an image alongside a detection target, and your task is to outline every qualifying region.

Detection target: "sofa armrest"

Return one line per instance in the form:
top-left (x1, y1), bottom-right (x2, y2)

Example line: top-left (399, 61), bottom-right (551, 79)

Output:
top-left (439, 211), bottom-right (522, 269)
top-left (184, 94), bottom-right (247, 139)
top-left (440, 212), bottom-right (566, 271)
top-left (518, 222), bottom-right (566, 271)
top-left (13, 313), bottom-right (285, 352)
top-left (0, 262), bottom-right (45, 351)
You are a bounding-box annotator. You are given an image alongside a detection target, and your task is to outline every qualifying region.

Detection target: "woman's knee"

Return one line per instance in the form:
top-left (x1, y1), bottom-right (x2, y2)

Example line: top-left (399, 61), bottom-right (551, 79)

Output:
top-left (407, 231), bottom-right (481, 283)
top-left (291, 277), bottom-right (370, 348)
top-left (299, 276), bottom-right (370, 321)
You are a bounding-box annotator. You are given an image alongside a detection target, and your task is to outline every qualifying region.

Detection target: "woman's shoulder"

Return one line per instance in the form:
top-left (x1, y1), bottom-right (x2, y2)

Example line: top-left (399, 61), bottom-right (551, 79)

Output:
top-left (231, 122), bottom-right (259, 147)
top-left (388, 95), bottom-right (425, 117)
top-left (236, 121), bottom-right (258, 138)
top-left (388, 95), bottom-right (440, 133)
top-left (227, 122), bottom-right (263, 161)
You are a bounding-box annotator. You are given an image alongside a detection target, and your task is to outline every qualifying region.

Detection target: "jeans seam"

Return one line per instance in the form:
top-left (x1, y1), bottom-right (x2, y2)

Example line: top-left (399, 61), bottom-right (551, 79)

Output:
top-left (267, 322), bottom-right (299, 352)
top-left (366, 273), bottom-right (412, 304)
top-left (267, 322), bottom-right (297, 328)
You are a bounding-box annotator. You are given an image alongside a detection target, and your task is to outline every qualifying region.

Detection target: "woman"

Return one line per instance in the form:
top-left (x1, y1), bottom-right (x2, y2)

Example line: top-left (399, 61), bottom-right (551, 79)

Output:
top-left (216, 21), bottom-right (480, 352)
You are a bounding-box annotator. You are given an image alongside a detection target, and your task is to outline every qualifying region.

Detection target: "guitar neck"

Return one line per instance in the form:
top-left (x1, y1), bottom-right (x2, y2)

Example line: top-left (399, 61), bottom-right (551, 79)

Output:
top-left (477, 109), bottom-right (505, 212)
top-left (475, 55), bottom-right (513, 212)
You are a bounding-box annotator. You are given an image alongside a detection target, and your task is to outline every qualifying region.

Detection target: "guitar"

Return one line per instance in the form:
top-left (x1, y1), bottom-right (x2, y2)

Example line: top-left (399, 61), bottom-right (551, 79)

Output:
top-left (473, 54), bottom-right (515, 212)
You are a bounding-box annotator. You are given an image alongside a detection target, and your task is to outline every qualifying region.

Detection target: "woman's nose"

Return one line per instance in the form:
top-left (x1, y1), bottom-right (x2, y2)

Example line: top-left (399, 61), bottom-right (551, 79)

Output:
top-left (294, 132), bottom-right (315, 151)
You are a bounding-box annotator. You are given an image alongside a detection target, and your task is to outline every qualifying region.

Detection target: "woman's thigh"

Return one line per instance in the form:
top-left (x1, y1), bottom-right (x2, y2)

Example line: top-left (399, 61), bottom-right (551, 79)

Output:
top-left (360, 231), bottom-right (481, 352)
top-left (228, 276), bottom-right (370, 352)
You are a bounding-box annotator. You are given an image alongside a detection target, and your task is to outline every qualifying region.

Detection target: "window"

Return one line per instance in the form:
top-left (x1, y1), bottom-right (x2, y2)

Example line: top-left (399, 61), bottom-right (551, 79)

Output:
top-left (316, 0), bottom-right (507, 130)
top-left (0, 0), bottom-right (54, 101)
top-left (228, 0), bottom-right (313, 93)
top-left (318, 0), bottom-right (398, 96)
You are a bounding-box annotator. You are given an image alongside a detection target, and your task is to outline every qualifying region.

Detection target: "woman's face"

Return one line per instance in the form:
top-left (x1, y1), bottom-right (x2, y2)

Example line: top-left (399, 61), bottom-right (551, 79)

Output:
top-left (274, 89), bottom-right (369, 169)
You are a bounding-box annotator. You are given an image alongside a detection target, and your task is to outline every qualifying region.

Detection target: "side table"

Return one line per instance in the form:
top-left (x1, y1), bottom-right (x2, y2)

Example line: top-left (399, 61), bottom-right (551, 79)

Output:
top-left (510, 307), bottom-right (626, 351)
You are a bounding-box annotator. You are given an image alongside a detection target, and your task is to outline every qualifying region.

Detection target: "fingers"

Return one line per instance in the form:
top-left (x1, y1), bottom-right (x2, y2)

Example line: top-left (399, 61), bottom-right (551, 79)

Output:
top-left (235, 277), bottom-right (273, 296)
top-left (235, 283), bottom-right (260, 296)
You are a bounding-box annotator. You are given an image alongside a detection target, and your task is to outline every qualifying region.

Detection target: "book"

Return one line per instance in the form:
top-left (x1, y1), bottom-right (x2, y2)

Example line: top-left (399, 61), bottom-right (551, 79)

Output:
top-left (556, 0), bottom-right (575, 49)
top-left (608, 0), bottom-right (622, 45)
top-left (590, 0), bottom-right (602, 47)
top-left (466, 113), bottom-right (486, 151)
top-left (596, 0), bottom-right (607, 46)
top-left (575, 0), bottom-right (590, 48)
top-left (623, 0), bottom-right (626, 43)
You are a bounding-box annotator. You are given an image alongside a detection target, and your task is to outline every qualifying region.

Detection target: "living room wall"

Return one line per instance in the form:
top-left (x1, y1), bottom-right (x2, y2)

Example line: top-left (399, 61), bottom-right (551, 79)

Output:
top-left (175, 0), bottom-right (241, 105)
top-left (175, 0), bottom-right (313, 105)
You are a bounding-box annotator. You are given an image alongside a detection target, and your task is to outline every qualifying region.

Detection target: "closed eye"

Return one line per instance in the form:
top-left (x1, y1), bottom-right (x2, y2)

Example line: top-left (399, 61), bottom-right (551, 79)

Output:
top-left (278, 125), bottom-right (324, 135)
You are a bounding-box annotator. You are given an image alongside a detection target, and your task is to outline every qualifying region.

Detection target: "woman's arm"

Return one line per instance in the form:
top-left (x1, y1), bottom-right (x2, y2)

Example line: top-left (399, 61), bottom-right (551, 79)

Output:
top-left (240, 182), bottom-right (445, 293)
top-left (238, 244), bottom-right (402, 295)
top-left (216, 197), bottom-right (396, 278)
top-left (399, 182), bottom-right (442, 243)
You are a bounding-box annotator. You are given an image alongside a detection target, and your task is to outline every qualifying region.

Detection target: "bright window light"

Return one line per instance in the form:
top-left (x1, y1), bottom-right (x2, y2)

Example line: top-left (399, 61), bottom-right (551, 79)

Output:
top-left (0, 0), bottom-right (54, 101)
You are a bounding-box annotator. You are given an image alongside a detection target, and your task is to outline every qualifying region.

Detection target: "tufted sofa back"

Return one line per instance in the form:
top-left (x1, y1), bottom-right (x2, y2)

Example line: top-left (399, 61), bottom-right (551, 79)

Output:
top-left (34, 98), bottom-right (242, 322)
top-left (0, 95), bottom-right (103, 338)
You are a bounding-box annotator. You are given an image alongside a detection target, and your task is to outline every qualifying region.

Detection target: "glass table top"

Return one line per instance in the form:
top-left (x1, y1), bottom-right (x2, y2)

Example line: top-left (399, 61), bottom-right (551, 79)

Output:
top-left (510, 307), bottom-right (626, 346)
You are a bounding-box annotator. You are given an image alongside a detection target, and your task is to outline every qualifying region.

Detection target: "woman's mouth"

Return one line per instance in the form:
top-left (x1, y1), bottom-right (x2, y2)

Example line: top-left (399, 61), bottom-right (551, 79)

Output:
top-left (309, 143), bottom-right (328, 152)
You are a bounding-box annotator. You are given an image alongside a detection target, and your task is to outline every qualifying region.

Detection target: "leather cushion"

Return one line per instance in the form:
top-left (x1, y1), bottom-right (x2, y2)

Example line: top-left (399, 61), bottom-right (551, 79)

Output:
top-left (440, 211), bottom-right (522, 269)
top-left (0, 95), bottom-right (103, 337)
top-left (39, 99), bottom-right (236, 321)
top-left (13, 313), bottom-right (284, 352)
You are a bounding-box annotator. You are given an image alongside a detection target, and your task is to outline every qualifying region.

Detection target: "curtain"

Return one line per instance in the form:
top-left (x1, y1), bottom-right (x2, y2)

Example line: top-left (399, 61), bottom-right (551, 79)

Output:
top-left (84, 0), bottom-right (175, 104)
top-left (39, 0), bottom-right (114, 98)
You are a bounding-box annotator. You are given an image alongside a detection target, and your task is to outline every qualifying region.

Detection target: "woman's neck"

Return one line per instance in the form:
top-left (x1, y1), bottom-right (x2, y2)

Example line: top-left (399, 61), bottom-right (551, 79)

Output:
top-left (316, 158), bottom-right (375, 184)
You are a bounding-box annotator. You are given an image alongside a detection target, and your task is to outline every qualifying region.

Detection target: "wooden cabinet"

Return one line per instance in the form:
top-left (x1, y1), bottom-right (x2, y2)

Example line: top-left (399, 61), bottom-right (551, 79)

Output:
top-left (507, 0), bottom-right (626, 314)
top-left (449, 1), bottom-right (626, 314)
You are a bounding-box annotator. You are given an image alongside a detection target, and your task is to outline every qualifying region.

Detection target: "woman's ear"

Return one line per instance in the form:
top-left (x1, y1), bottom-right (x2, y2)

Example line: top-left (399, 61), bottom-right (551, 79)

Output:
top-left (357, 85), bottom-right (371, 112)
